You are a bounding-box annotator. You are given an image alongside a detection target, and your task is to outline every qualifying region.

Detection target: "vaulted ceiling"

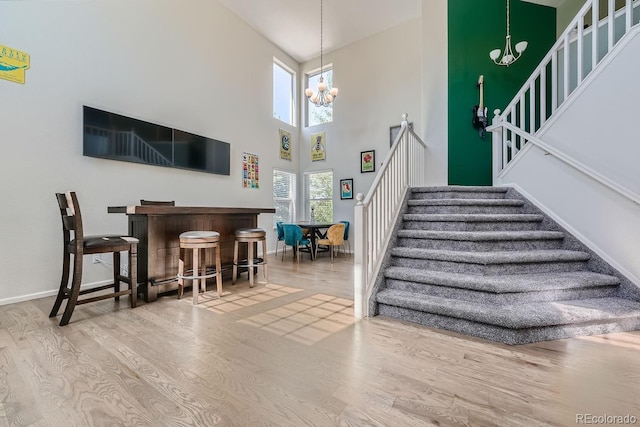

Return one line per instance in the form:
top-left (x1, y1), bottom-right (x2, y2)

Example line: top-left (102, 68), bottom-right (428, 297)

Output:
top-left (217, 0), bottom-right (565, 63)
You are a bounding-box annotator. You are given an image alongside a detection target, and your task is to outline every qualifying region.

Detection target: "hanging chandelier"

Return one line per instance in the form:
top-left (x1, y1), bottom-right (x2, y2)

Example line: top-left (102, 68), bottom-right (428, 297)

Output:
top-left (305, 0), bottom-right (338, 107)
top-left (489, 0), bottom-right (528, 66)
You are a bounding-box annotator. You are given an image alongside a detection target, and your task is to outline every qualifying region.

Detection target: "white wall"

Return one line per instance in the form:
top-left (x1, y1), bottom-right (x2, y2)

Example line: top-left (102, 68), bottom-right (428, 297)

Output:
top-left (299, 18), bottom-right (423, 232)
top-left (0, 0), bottom-right (299, 303)
top-left (541, 28), bottom-right (640, 195)
top-left (557, 0), bottom-right (585, 34)
top-left (421, 0), bottom-right (449, 185)
top-left (498, 27), bottom-right (640, 287)
top-left (1, 0), bottom-right (451, 304)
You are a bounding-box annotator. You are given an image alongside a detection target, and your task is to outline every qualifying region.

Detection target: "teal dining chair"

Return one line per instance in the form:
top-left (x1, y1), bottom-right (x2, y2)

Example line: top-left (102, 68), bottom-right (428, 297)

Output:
top-left (275, 221), bottom-right (285, 258)
top-left (339, 220), bottom-right (350, 254)
top-left (282, 224), bottom-right (313, 263)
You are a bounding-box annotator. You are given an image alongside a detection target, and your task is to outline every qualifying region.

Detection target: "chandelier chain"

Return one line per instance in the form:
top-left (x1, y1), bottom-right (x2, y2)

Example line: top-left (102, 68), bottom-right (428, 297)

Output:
top-left (305, 0), bottom-right (338, 106)
top-left (320, 0), bottom-right (323, 77)
top-left (489, 0), bottom-right (527, 66)
top-left (506, 0), bottom-right (510, 36)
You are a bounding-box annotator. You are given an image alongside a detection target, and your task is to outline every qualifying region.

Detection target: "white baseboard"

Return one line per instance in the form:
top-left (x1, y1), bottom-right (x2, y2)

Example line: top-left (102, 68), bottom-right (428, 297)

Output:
top-left (504, 183), bottom-right (640, 288)
top-left (0, 279), bottom-right (114, 307)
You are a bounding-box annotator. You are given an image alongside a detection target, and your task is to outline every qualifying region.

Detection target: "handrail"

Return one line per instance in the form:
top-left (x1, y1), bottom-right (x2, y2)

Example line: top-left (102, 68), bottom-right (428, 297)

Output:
top-left (495, 0), bottom-right (638, 137)
top-left (488, 120), bottom-right (640, 206)
top-left (353, 114), bottom-right (427, 318)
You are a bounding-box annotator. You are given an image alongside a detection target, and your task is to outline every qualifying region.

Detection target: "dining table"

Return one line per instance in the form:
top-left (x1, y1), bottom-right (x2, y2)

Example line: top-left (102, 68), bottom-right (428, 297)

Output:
top-left (296, 222), bottom-right (335, 260)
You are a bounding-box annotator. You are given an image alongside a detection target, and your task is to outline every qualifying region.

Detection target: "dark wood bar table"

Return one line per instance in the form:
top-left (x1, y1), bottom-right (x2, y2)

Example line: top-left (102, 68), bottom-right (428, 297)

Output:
top-left (108, 205), bottom-right (275, 302)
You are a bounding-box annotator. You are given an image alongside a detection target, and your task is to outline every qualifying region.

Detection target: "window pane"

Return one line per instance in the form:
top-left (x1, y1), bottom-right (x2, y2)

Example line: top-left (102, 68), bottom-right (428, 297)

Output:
top-left (273, 62), bottom-right (293, 125)
top-left (273, 169), bottom-right (296, 226)
top-left (305, 171), bottom-right (333, 223)
top-left (307, 69), bottom-right (333, 127)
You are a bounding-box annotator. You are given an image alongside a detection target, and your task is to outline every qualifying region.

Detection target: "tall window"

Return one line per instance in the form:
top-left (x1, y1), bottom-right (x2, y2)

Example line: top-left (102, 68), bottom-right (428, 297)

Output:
top-left (273, 59), bottom-right (294, 125)
top-left (304, 170), bottom-right (333, 223)
top-left (306, 67), bottom-right (334, 127)
top-left (273, 169), bottom-right (296, 226)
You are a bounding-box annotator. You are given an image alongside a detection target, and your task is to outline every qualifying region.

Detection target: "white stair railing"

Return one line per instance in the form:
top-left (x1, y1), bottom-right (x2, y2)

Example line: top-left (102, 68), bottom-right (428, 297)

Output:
top-left (353, 114), bottom-right (427, 318)
top-left (489, 0), bottom-right (639, 179)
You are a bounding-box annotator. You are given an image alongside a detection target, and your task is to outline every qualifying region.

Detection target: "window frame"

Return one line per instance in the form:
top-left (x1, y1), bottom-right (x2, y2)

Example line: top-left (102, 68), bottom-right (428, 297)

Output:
top-left (305, 65), bottom-right (334, 127)
top-left (303, 169), bottom-right (334, 223)
top-left (273, 58), bottom-right (296, 126)
top-left (273, 168), bottom-right (297, 227)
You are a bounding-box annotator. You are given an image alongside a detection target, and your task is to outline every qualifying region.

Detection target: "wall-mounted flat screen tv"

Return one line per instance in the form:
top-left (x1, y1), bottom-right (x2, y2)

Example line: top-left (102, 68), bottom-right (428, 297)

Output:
top-left (83, 106), bottom-right (230, 176)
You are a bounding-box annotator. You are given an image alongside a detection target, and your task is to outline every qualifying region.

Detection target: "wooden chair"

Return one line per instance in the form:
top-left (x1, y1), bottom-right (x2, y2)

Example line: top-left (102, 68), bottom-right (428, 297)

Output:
top-left (140, 200), bottom-right (175, 206)
top-left (50, 192), bottom-right (138, 326)
top-left (282, 224), bottom-right (313, 263)
top-left (317, 223), bottom-right (345, 263)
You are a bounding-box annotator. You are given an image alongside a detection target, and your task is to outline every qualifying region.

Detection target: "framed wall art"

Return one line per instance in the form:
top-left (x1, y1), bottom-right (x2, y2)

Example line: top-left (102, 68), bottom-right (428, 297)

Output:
top-left (361, 150), bottom-right (375, 173)
top-left (279, 129), bottom-right (292, 160)
top-left (340, 178), bottom-right (353, 200)
top-left (311, 131), bottom-right (326, 162)
top-left (242, 152), bottom-right (259, 189)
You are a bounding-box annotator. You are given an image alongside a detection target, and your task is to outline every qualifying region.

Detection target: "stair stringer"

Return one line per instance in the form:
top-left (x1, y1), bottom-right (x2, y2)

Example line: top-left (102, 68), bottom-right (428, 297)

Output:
top-left (503, 185), bottom-right (640, 302)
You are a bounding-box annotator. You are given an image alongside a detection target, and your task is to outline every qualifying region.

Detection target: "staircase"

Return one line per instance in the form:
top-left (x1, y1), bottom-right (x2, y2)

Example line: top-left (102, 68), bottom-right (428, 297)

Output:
top-left (374, 186), bottom-right (640, 345)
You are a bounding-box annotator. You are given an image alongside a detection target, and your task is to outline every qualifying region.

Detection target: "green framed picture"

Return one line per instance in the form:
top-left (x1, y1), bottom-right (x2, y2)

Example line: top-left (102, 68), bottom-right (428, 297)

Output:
top-left (360, 150), bottom-right (375, 173)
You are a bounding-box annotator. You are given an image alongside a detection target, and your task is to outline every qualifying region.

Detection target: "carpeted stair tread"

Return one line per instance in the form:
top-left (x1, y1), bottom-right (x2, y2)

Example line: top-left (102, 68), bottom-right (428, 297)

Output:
top-left (408, 198), bottom-right (524, 207)
top-left (375, 184), bottom-right (639, 343)
top-left (384, 267), bottom-right (620, 293)
top-left (376, 290), bottom-right (640, 329)
top-left (396, 230), bottom-right (564, 241)
top-left (404, 213), bottom-right (543, 222)
top-left (412, 186), bottom-right (508, 193)
top-left (390, 247), bottom-right (590, 264)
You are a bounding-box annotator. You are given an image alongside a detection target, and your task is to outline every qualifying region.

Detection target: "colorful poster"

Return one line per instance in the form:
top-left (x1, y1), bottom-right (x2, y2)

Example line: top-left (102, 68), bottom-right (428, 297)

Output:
top-left (242, 152), bottom-right (259, 189)
top-left (0, 44), bottom-right (31, 84)
top-left (311, 132), bottom-right (326, 162)
top-left (279, 129), bottom-right (292, 160)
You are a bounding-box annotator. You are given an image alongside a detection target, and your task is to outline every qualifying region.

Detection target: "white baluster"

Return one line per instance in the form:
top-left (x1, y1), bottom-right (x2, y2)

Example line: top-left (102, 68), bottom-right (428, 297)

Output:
top-left (354, 192), bottom-right (366, 318)
top-left (491, 109), bottom-right (503, 184)
top-left (593, 0), bottom-right (599, 68)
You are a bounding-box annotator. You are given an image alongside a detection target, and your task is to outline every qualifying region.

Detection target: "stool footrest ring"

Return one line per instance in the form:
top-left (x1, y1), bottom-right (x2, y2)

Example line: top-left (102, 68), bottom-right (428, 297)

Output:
top-left (177, 268), bottom-right (221, 281)
top-left (234, 258), bottom-right (265, 267)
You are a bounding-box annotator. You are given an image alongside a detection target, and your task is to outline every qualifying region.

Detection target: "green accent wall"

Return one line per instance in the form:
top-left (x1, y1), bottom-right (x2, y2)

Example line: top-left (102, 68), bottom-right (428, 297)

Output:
top-left (448, 0), bottom-right (556, 185)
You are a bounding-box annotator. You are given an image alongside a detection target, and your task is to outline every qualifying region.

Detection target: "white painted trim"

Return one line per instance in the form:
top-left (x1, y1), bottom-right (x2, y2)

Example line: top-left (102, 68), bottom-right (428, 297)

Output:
top-left (495, 138), bottom-right (535, 179)
top-left (495, 123), bottom-right (640, 207)
top-left (0, 280), bottom-right (113, 306)
top-left (500, 182), bottom-right (640, 288)
top-left (536, 25), bottom-right (640, 137)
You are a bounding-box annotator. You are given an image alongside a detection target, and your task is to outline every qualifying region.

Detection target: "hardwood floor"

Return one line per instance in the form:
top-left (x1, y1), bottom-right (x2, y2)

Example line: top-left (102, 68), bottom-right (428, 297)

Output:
top-left (1, 253), bottom-right (639, 426)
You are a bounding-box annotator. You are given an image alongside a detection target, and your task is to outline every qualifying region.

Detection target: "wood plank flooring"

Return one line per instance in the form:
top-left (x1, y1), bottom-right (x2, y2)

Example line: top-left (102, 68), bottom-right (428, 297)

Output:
top-left (1, 253), bottom-right (639, 426)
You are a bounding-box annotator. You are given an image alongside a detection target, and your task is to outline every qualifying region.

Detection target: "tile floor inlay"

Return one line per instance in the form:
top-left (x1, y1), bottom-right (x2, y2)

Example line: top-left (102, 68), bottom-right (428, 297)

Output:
top-left (239, 294), bottom-right (355, 345)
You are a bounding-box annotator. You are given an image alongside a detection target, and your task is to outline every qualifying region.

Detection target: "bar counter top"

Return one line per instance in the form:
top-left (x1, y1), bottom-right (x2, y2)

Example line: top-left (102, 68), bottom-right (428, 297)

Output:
top-left (108, 205), bottom-right (275, 215)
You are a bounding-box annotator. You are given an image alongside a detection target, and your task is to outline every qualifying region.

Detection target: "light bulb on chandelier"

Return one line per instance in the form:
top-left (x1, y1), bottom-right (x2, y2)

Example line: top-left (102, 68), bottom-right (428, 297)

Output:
top-left (305, 0), bottom-right (338, 107)
top-left (489, 0), bottom-right (527, 67)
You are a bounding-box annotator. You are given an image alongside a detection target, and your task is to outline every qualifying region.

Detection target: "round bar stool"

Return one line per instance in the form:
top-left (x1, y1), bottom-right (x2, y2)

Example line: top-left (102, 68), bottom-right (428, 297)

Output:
top-left (232, 228), bottom-right (268, 288)
top-left (177, 231), bottom-right (222, 305)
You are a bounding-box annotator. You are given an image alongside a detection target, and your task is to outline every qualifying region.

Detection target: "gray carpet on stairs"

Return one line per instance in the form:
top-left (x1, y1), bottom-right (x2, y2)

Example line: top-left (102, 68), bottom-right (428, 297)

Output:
top-left (373, 185), bottom-right (640, 344)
